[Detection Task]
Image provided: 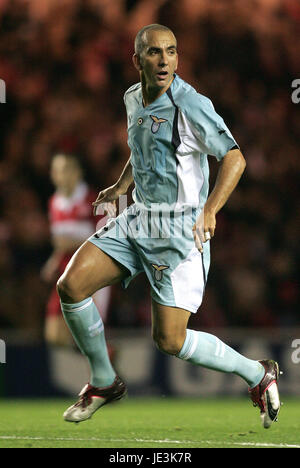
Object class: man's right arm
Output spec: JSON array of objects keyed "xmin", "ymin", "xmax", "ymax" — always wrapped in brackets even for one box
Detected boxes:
[
  {"xmin": 92, "ymin": 157, "xmax": 133, "ymax": 215},
  {"xmin": 115, "ymin": 157, "xmax": 133, "ymax": 194}
]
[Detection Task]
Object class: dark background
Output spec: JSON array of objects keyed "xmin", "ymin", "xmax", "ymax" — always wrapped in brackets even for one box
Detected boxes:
[{"xmin": 0, "ymin": 0, "xmax": 299, "ymax": 339}]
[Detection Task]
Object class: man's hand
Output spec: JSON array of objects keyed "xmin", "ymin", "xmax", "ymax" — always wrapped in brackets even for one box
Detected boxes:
[
  {"xmin": 40, "ymin": 253, "xmax": 62, "ymax": 283},
  {"xmin": 92, "ymin": 158, "xmax": 133, "ymax": 216},
  {"xmin": 92, "ymin": 184, "xmax": 122, "ymax": 216},
  {"xmin": 192, "ymin": 206, "xmax": 216, "ymax": 253}
]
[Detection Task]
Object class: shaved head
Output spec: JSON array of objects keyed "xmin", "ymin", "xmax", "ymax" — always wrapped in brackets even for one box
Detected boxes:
[{"xmin": 134, "ymin": 24, "xmax": 176, "ymax": 56}]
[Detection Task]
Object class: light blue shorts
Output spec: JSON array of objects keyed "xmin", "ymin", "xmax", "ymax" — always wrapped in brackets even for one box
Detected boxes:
[{"xmin": 88, "ymin": 204, "xmax": 210, "ymax": 313}]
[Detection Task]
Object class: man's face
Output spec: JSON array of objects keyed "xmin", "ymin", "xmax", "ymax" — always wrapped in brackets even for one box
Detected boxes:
[
  {"xmin": 135, "ymin": 30, "xmax": 178, "ymax": 90},
  {"xmin": 50, "ymin": 156, "xmax": 81, "ymax": 194}
]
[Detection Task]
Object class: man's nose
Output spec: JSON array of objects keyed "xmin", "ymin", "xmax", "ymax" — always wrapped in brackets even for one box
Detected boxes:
[{"xmin": 159, "ymin": 50, "xmax": 168, "ymax": 66}]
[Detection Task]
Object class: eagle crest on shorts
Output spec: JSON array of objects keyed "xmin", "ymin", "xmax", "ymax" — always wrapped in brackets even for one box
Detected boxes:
[
  {"xmin": 150, "ymin": 115, "xmax": 168, "ymax": 134},
  {"xmin": 151, "ymin": 264, "xmax": 169, "ymax": 281}
]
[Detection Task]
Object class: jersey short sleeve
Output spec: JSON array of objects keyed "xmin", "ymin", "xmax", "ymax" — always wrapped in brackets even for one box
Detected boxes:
[{"xmin": 180, "ymin": 90, "xmax": 239, "ymax": 161}]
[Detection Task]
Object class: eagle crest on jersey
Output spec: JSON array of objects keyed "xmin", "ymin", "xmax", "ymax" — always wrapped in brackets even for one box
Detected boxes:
[
  {"xmin": 150, "ymin": 115, "xmax": 168, "ymax": 133},
  {"xmin": 151, "ymin": 264, "xmax": 169, "ymax": 281}
]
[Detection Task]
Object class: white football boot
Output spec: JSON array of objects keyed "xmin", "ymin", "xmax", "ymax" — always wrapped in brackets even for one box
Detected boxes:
[
  {"xmin": 249, "ymin": 360, "xmax": 282, "ymax": 429},
  {"xmin": 63, "ymin": 376, "xmax": 127, "ymax": 423}
]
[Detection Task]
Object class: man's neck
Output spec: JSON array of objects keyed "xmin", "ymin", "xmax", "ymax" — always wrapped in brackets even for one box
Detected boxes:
[
  {"xmin": 57, "ymin": 182, "xmax": 80, "ymax": 198},
  {"xmin": 141, "ymin": 75, "xmax": 174, "ymax": 107}
]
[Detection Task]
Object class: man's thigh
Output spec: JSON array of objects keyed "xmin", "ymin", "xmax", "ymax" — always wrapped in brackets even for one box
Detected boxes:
[{"xmin": 59, "ymin": 240, "xmax": 129, "ymax": 300}]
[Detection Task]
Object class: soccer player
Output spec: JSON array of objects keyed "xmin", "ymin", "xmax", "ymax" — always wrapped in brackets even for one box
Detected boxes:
[
  {"xmin": 41, "ymin": 153, "xmax": 113, "ymax": 346},
  {"xmin": 58, "ymin": 25, "xmax": 281, "ymax": 428}
]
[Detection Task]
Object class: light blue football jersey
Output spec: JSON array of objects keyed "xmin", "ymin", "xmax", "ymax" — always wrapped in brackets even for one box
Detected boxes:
[
  {"xmin": 89, "ymin": 75, "xmax": 240, "ymax": 312},
  {"xmin": 124, "ymin": 74, "xmax": 239, "ymax": 213}
]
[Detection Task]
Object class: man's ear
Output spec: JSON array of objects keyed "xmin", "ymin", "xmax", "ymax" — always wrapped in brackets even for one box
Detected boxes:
[{"xmin": 132, "ymin": 53, "xmax": 143, "ymax": 71}]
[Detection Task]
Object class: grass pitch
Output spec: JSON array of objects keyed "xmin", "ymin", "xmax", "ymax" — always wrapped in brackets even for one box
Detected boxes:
[{"xmin": 0, "ymin": 396, "xmax": 299, "ymax": 448}]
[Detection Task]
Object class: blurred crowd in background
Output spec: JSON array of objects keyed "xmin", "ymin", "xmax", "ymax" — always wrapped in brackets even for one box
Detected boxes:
[{"xmin": 0, "ymin": 0, "xmax": 299, "ymax": 337}]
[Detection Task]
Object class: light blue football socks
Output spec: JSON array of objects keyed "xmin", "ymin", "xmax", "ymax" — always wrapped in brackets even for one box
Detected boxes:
[
  {"xmin": 61, "ymin": 297, "xmax": 116, "ymax": 388},
  {"xmin": 61, "ymin": 299, "xmax": 265, "ymax": 389},
  {"xmin": 177, "ymin": 329, "xmax": 265, "ymax": 388}
]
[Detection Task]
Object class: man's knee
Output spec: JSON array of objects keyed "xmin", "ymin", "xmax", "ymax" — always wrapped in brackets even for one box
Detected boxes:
[
  {"xmin": 56, "ymin": 272, "xmax": 87, "ymax": 303},
  {"xmin": 153, "ymin": 331, "xmax": 185, "ymax": 356}
]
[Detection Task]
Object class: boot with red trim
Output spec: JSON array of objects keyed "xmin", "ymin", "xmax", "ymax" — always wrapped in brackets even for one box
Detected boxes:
[
  {"xmin": 249, "ymin": 359, "xmax": 282, "ymax": 429},
  {"xmin": 63, "ymin": 376, "xmax": 127, "ymax": 423}
]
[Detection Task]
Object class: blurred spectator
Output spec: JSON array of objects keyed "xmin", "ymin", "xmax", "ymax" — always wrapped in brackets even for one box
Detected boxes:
[
  {"xmin": 0, "ymin": 0, "xmax": 298, "ymax": 336},
  {"xmin": 40, "ymin": 152, "xmax": 113, "ymax": 346}
]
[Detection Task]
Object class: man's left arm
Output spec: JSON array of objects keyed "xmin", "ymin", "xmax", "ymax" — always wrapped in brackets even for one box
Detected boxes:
[{"xmin": 193, "ymin": 148, "xmax": 246, "ymax": 252}]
